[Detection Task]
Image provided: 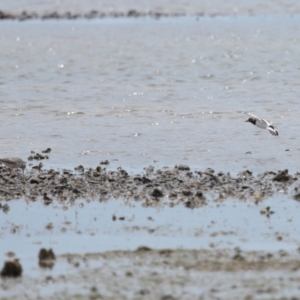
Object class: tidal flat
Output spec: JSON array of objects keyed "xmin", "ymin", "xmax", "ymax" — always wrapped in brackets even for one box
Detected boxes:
[
  {"xmin": 1, "ymin": 162, "xmax": 300, "ymax": 299},
  {"xmin": 2, "ymin": 247, "xmax": 300, "ymax": 299}
]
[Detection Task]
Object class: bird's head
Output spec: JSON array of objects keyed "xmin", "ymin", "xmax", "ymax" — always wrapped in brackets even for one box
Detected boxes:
[{"xmin": 246, "ymin": 117, "xmax": 256, "ymax": 125}]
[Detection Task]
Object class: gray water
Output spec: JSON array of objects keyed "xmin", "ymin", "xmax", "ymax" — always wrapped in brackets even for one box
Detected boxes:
[{"xmin": 1, "ymin": 16, "xmax": 300, "ymax": 173}]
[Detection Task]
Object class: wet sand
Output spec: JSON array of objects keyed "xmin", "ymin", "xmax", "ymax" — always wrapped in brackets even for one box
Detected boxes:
[{"xmin": 2, "ymin": 247, "xmax": 300, "ymax": 299}]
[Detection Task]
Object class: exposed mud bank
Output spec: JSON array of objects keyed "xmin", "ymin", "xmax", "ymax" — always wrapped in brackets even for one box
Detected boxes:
[{"xmin": 0, "ymin": 161, "xmax": 299, "ymax": 205}]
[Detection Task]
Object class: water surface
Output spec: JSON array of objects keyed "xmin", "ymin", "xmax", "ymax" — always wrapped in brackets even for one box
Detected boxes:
[{"xmin": 0, "ymin": 16, "xmax": 300, "ymax": 174}]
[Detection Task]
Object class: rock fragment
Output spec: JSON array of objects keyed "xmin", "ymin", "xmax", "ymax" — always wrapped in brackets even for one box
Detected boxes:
[{"xmin": 0, "ymin": 259, "xmax": 22, "ymax": 277}]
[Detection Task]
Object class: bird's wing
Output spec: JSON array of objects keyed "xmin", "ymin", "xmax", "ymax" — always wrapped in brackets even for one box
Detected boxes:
[
  {"xmin": 246, "ymin": 113, "xmax": 274, "ymax": 126},
  {"xmin": 238, "ymin": 111, "xmax": 263, "ymax": 121},
  {"xmin": 246, "ymin": 112, "xmax": 261, "ymax": 120},
  {"xmin": 238, "ymin": 111, "xmax": 255, "ymax": 116},
  {"xmin": 261, "ymin": 118, "xmax": 273, "ymax": 125},
  {"xmin": 267, "ymin": 125, "xmax": 279, "ymax": 136}
]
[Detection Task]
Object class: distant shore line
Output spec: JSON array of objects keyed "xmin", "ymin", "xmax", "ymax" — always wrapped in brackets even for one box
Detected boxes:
[{"xmin": 0, "ymin": 10, "xmax": 250, "ymax": 21}]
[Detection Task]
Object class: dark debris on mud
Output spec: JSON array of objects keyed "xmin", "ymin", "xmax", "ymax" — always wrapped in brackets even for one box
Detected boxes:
[
  {"xmin": 0, "ymin": 259, "xmax": 22, "ymax": 278},
  {"xmin": 0, "ymin": 162, "xmax": 299, "ymax": 206},
  {"xmin": 0, "ymin": 9, "xmax": 229, "ymax": 21}
]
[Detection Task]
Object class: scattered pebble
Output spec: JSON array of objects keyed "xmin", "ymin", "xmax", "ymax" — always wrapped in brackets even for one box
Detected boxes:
[
  {"xmin": 42, "ymin": 148, "xmax": 52, "ymax": 153},
  {"xmin": 38, "ymin": 248, "xmax": 56, "ymax": 269},
  {"xmin": 0, "ymin": 259, "xmax": 22, "ymax": 277},
  {"xmin": 28, "ymin": 153, "xmax": 48, "ymax": 161},
  {"xmin": 0, "ymin": 161, "xmax": 298, "ymax": 206},
  {"xmin": 273, "ymin": 169, "xmax": 291, "ymax": 182},
  {"xmin": 151, "ymin": 188, "xmax": 164, "ymax": 198}
]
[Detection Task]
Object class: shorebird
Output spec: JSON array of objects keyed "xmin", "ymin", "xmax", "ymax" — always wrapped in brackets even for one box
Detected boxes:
[
  {"xmin": 245, "ymin": 113, "xmax": 279, "ymax": 136},
  {"xmin": 0, "ymin": 157, "xmax": 26, "ymax": 173}
]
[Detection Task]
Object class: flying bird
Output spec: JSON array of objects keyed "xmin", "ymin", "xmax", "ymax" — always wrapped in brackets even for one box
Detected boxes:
[{"xmin": 245, "ymin": 113, "xmax": 278, "ymax": 136}]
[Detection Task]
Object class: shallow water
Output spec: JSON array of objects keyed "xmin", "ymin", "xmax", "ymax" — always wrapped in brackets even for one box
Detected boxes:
[
  {"xmin": 1, "ymin": 16, "xmax": 300, "ymax": 174},
  {"xmin": 1, "ymin": 194, "xmax": 300, "ymax": 276}
]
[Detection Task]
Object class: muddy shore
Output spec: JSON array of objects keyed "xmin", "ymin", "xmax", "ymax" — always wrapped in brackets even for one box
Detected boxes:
[
  {"xmin": 0, "ymin": 158, "xmax": 299, "ymax": 206},
  {"xmin": 2, "ymin": 247, "xmax": 300, "ymax": 299},
  {"xmin": 1, "ymin": 158, "xmax": 300, "ymax": 299}
]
